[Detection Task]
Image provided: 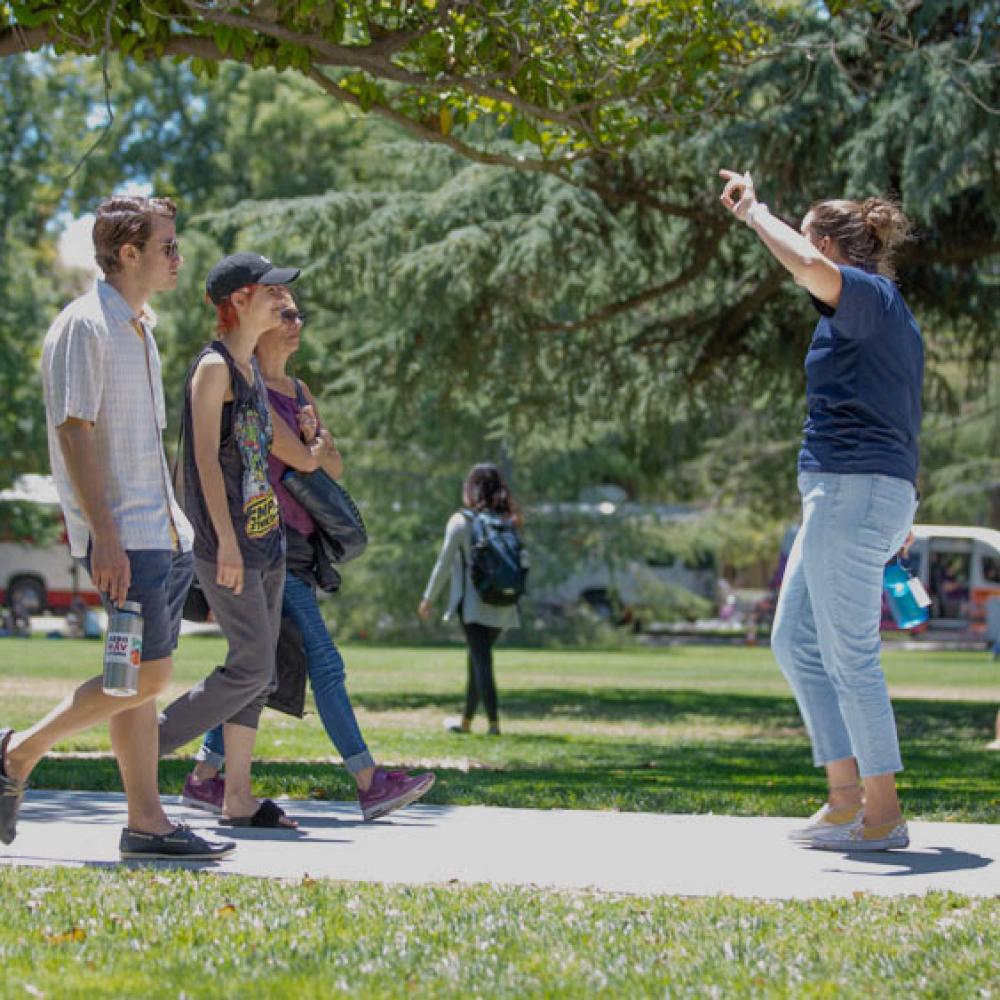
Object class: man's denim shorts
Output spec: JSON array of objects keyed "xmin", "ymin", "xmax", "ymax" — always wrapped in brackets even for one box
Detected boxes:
[{"xmin": 79, "ymin": 547, "xmax": 194, "ymax": 662}]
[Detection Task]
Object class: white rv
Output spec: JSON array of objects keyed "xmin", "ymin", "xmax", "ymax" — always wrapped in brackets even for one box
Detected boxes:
[{"xmin": 0, "ymin": 474, "xmax": 100, "ymax": 613}]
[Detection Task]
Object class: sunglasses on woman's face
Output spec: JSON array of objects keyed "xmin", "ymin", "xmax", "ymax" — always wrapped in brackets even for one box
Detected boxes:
[{"xmin": 280, "ymin": 308, "xmax": 307, "ymax": 326}]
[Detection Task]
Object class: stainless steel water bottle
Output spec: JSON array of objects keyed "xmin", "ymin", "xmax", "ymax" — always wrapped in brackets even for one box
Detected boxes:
[{"xmin": 102, "ymin": 601, "xmax": 143, "ymax": 696}]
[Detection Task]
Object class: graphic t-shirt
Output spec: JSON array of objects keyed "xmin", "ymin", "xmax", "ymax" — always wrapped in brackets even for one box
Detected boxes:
[
  {"xmin": 182, "ymin": 341, "xmax": 283, "ymax": 570},
  {"xmin": 799, "ymin": 265, "xmax": 924, "ymax": 485}
]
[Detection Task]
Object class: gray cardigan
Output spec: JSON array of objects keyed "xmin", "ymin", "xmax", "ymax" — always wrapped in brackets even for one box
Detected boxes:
[{"xmin": 422, "ymin": 512, "xmax": 520, "ymax": 630}]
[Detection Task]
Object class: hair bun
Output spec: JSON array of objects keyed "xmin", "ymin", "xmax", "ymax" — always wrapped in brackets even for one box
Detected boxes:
[{"xmin": 861, "ymin": 197, "xmax": 909, "ymax": 251}]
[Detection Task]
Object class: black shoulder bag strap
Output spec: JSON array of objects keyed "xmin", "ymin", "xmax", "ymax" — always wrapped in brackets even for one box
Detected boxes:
[{"xmin": 292, "ymin": 376, "xmax": 310, "ymax": 416}]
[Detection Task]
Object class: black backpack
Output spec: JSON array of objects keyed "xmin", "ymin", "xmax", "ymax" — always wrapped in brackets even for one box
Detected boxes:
[{"xmin": 461, "ymin": 509, "xmax": 528, "ymax": 606}]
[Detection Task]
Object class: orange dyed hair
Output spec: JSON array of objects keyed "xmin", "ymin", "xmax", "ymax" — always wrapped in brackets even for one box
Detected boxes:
[{"xmin": 209, "ymin": 284, "xmax": 259, "ymax": 334}]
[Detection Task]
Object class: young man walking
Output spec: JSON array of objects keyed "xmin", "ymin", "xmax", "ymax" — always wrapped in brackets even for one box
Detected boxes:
[{"xmin": 0, "ymin": 195, "xmax": 234, "ymax": 860}]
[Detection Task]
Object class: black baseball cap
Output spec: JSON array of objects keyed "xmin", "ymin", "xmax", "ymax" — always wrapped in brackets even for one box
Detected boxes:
[{"xmin": 205, "ymin": 252, "xmax": 301, "ymax": 304}]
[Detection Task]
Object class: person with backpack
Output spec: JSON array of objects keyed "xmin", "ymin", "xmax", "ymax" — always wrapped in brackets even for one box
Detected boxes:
[{"xmin": 419, "ymin": 464, "xmax": 526, "ymax": 736}]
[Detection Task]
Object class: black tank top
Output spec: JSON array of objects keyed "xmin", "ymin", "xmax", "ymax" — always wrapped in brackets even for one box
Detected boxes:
[{"xmin": 182, "ymin": 341, "xmax": 284, "ymax": 570}]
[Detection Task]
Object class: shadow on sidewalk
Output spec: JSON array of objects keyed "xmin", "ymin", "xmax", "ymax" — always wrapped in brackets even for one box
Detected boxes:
[
  {"xmin": 16, "ymin": 793, "xmax": 126, "ymax": 825},
  {"xmin": 825, "ymin": 846, "xmax": 994, "ymax": 877},
  {"xmin": 293, "ymin": 815, "xmax": 439, "ymax": 830},
  {"xmin": 3, "ymin": 854, "xmax": 225, "ymax": 872}
]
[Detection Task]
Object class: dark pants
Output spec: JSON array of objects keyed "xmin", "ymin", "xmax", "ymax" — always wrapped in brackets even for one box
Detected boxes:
[{"xmin": 461, "ymin": 620, "xmax": 502, "ymax": 723}]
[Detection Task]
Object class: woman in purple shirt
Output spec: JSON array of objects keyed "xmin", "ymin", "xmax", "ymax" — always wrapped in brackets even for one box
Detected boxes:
[
  {"xmin": 184, "ymin": 297, "xmax": 435, "ymax": 822},
  {"xmin": 719, "ymin": 168, "xmax": 922, "ymax": 852}
]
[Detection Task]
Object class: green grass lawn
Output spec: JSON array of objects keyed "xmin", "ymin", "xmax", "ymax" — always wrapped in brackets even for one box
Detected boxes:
[
  {"xmin": 2, "ymin": 868, "xmax": 998, "ymax": 998},
  {"xmin": 2, "ymin": 638, "xmax": 999, "ymax": 996},
  {"xmin": 2, "ymin": 636, "xmax": 998, "ymax": 821}
]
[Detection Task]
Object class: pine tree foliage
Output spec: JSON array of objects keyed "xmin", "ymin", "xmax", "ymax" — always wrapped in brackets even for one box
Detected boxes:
[
  {"xmin": 1, "ymin": 3, "xmax": 996, "ymax": 527},
  {"xmin": 177, "ymin": 2, "xmax": 997, "ymax": 447},
  {"xmin": 0, "ymin": 55, "xmax": 102, "ymax": 485}
]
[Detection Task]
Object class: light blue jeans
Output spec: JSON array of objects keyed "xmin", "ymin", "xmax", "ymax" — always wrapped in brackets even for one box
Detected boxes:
[
  {"xmin": 198, "ymin": 571, "xmax": 374, "ymax": 775},
  {"xmin": 771, "ymin": 471, "xmax": 918, "ymax": 778}
]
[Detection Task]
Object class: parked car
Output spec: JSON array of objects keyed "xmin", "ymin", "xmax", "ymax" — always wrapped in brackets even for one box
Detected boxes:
[{"xmin": 0, "ymin": 474, "xmax": 100, "ymax": 614}]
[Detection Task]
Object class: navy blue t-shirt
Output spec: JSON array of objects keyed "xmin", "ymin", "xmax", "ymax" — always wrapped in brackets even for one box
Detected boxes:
[{"xmin": 799, "ymin": 265, "xmax": 923, "ymax": 485}]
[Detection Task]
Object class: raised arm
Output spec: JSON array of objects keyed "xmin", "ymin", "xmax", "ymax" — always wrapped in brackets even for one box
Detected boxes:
[{"xmin": 718, "ymin": 169, "xmax": 843, "ymax": 309}]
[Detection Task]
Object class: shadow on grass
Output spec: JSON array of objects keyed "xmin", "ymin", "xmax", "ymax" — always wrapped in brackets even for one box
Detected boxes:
[
  {"xmin": 25, "ymin": 690, "xmax": 1000, "ymax": 822},
  {"xmin": 355, "ymin": 686, "xmax": 803, "ymax": 723},
  {"xmin": 356, "ymin": 686, "xmax": 997, "ymax": 733}
]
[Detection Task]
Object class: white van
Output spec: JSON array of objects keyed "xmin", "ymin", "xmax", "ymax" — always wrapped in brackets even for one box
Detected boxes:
[
  {"xmin": 903, "ymin": 524, "xmax": 1000, "ymax": 634},
  {"xmin": 0, "ymin": 474, "xmax": 100, "ymax": 613},
  {"xmin": 525, "ymin": 499, "xmax": 715, "ymax": 621}
]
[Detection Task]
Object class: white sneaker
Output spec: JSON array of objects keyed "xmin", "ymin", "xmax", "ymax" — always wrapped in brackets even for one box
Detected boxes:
[
  {"xmin": 788, "ymin": 801, "xmax": 862, "ymax": 843},
  {"xmin": 807, "ymin": 811, "xmax": 909, "ymax": 852}
]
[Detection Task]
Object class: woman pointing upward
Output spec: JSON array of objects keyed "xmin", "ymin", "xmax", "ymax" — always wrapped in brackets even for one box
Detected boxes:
[{"xmin": 719, "ymin": 168, "xmax": 922, "ymax": 852}]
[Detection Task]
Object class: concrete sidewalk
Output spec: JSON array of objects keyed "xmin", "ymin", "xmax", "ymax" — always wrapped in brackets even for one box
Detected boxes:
[{"xmin": 2, "ymin": 790, "xmax": 997, "ymax": 900}]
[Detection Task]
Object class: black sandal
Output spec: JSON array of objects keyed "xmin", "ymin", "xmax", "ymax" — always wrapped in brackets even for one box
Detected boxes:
[
  {"xmin": 219, "ymin": 799, "xmax": 294, "ymax": 828},
  {"xmin": 1, "ymin": 727, "xmax": 28, "ymax": 845}
]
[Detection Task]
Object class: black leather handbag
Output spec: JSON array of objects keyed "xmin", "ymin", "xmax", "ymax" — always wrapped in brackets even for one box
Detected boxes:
[
  {"xmin": 181, "ymin": 579, "xmax": 212, "ymax": 623},
  {"xmin": 281, "ymin": 467, "xmax": 368, "ymax": 564}
]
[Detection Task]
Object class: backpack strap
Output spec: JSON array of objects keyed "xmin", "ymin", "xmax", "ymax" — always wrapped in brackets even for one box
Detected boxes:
[
  {"xmin": 460, "ymin": 507, "xmax": 489, "ymax": 545},
  {"xmin": 456, "ymin": 509, "xmax": 469, "ymax": 605},
  {"xmin": 457, "ymin": 508, "xmax": 484, "ymax": 605}
]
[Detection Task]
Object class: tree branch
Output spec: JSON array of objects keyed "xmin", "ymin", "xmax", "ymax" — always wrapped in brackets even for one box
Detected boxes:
[
  {"xmin": 532, "ymin": 225, "xmax": 725, "ymax": 335},
  {"xmin": 306, "ymin": 67, "xmax": 570, "ymax": 177},
  {"xmin": 900, "ymin": 239, "xmax": 1000, "ymax": 268},
  {"xmin": 183, "ymin": 4, "xmax": 601, "ymax": 134},
  {"xmin": 63, "ymin": 0, "xmax": 118, "ymax": 181},
  {"xmin": 0, "ymin": 25, "xmax": 51, "ymax": 57},
  {"xmin": 687, "ymin": 268, "xmax": 788, "ymax": 382}
]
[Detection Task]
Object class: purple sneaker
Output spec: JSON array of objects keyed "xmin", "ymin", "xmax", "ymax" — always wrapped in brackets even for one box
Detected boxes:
[
  {"xmin": 358, "ymin": 767, "xmax": 435, "ymax": 822},
  {"xmin": 180, "ymin": 773, "xmax": 225, "ymax": 815}
]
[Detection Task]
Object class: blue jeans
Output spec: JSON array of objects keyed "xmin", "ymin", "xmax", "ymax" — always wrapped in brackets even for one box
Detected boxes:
[
  {"xmin": 771, "ymin": 472, "xmax": 918, "ymax": 778},
  {"xmin": 198, "ymin": 572, "xmax": 374, "ymax": 775}
]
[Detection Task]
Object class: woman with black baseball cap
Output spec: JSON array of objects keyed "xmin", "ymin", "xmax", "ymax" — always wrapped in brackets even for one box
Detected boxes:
[
  {"xmin": 182, "ymin": 293, "xmax": 437, "ymax": 822},
  {"xmin": 157, "ymin": 252, "xmax": 302, "ymax": 828}
]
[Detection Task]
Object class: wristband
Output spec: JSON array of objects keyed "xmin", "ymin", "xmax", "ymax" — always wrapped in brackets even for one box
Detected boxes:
[{"xmin": 745, "ymin": 202, "xmax": 768, "ymax": 229}]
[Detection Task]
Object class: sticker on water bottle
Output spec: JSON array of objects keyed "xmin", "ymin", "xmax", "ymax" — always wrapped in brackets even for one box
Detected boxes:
[{"xmin": 907, "ymin": 576, "xmax": 932, "ymax": 608}]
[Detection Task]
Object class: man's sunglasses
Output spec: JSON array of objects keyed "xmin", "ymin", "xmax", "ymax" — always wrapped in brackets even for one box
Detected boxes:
[
  {"xmin": 280, "ymin": 308, "xmax": 307, "ymax": 326},
  {"xmin": 156, "ymin": 239, "xmax": 181, "ymax": 259}
]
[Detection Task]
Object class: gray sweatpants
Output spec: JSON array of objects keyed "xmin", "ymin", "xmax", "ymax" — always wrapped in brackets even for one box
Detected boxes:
[{"xmin": 158, "ymin": 558, "xmax": 284, "ymax": 755}]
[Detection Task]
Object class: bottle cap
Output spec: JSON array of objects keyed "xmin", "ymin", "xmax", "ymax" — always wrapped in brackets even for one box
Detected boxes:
[{"xmin": 118, "ymin": 601, "xmax": 142, "ymax": 615}]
